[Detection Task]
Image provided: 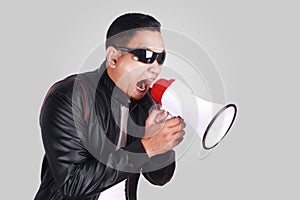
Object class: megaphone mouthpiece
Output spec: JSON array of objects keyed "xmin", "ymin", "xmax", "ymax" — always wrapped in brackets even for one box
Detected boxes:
[{"xmin": 151, "ymin": 78, "xmax": 175, "ymax": 106}]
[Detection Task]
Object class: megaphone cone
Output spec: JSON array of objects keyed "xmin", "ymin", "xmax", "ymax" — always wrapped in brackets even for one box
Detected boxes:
[{"xmin": 151, "ymin": 78, "xmax": 237, "ymax": 150}]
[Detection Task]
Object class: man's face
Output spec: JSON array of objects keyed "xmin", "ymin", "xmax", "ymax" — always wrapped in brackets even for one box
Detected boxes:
[{"xmin": 108, "ymin": 30, "xmax": 165, "ymax": 100}]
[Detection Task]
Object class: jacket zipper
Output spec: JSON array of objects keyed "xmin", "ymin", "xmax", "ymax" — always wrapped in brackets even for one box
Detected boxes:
[{"xmin": 126, "ymin": 178, "xmax": 130, "ymax": 200}]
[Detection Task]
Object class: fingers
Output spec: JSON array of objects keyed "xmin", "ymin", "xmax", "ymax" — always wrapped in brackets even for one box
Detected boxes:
[
  {"xmin": 165, "ymin": 117, "xmax": 185, "ymax": 128},
  {"xmin": 168, "ymin": 122, "xmax": 186, "ymax": 135},
  {"xmin": 143, "ymin": 116, "xmax": 186, "ymax": 157},
  {"xmin": 168, "ymin": 130, "xmax": 185, "ymax": 149},
  {"xmin": 175, "ymin": 130, "xmax": 185, "ymax": 139}
]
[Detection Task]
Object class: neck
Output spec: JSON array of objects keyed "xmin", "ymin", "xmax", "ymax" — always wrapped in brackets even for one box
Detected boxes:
[{"xmin": 106, "ymin": 66, "xmax": 131, "ymax": 103}]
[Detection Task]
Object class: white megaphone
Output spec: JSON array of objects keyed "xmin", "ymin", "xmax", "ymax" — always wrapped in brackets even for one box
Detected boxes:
[{"xmin": 151, "ymin": 78, "xmax": 237, "ymax": 150}]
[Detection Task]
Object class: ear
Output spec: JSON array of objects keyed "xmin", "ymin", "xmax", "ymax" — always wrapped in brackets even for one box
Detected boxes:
[{"xmin": 106, "ymin": 46, "xmax": 118, "ymax": 68}]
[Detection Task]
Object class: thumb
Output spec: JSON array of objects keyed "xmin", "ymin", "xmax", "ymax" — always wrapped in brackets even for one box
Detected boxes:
[
  {"xmin": 154, "ymin": 110, "xmax": 169, "ymax": 123},
  {"xmin": 146, "ymin": 109, "xmax": 165, "ymax": 126}
]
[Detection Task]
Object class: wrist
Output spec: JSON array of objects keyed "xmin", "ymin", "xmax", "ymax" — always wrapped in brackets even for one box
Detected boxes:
[{"xmin": 141, "ymin": 138, "xmax": 156, "ymax": 158}]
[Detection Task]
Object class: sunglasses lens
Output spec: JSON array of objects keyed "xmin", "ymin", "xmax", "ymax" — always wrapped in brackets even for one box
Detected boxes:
[
  {"xmin": 157, "ymin": 52, "xmax": 166, "ymax": 65},
  {"xmin": 131, "ymin": 49, "xmax": 166, "ymax": 65},
  {"xmin": 132, "ymin": 49, "xmax": 153, "ymax": 64}
]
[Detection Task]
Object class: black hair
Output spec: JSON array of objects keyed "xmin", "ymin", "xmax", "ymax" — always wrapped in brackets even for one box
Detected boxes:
[{"xmin": 105, "ymin": 13, "xmax": 161, "ymax": 49}]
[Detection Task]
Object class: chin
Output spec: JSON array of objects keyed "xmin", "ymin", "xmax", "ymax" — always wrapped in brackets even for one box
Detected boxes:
[{"xmin": 131, "ymin": 90, "xmax": 148, "ymax": 100}]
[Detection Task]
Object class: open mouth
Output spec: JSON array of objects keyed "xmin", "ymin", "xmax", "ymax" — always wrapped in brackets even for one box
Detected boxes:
[{"xmin": 136, "ymin": 79, "xmax": 154, "ymax": 93}]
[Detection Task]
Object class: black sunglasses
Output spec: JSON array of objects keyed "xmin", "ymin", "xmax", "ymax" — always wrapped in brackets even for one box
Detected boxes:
[{"xmin": 115, "ymin": 47, "xmax": 166, "ymax": 65}]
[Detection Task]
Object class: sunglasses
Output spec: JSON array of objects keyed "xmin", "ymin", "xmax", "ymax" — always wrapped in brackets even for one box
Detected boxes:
[{"xmin": 115, "ymin": 47, "xmax": 166, "ymax": 65}]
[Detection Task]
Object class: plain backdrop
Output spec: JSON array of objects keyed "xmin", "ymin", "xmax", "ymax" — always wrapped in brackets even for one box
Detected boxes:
[{"xmin": 1, "ymin": 0, "xmax": 299, "ymax": 199}]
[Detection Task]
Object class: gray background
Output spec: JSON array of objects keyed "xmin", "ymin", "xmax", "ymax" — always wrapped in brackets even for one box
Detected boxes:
[{"xmin": 1, "ymin": 0, "xmax": 299, "ymax": 199}]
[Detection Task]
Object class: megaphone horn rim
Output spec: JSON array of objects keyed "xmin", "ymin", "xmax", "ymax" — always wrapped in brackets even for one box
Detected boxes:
[{"xmin": 202, "ymin": 103, "xmax": 238, "ymax": 150}]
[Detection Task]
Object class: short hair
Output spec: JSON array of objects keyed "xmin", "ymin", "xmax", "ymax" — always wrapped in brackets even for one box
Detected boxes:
[{"xmin": 105, "ymin": 13, "xmax": 161, "ymax": 49}]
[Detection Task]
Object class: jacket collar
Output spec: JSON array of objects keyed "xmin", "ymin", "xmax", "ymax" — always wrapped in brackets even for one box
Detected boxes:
[{"xmin": 97, "ymin": 62, "xmax": 131, "ymax": 107}]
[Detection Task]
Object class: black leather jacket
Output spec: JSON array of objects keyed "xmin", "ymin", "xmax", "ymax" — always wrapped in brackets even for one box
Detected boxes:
[{"xmin": 34, "ymin": 63, "xmax": 176, "ymax": 200}]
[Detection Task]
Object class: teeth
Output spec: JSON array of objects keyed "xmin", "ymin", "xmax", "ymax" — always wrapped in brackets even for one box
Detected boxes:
[
  {"xmin": 137, "ymin": 80, "xmax": 147, "ymax": 92},
  {"xmin": 137, "ymin": 82, "xmax": 146, "ymax": 91},
  {"xmin": 136, "ymin": 78, "xmax": 155, "ymax": 92}
]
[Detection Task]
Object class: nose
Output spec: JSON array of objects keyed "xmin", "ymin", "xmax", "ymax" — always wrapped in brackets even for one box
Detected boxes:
[{"xmin": 148, "ymin": 61, "xmax": 162, "ymax": 75}]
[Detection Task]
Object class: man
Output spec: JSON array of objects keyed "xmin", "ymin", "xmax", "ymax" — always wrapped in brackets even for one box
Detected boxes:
[{"xmin": 35, "ymin": 13, "xmax": 186, "ymax": 200}]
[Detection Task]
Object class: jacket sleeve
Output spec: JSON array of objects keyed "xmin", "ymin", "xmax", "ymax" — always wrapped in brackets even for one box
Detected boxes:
[
  {"xmin": 141, "ymin": 150, "xmax": 176, "ymax": 186},
  {"xmin": 40, "ymin": 91, "xmax": 150, "ymax": 199}
]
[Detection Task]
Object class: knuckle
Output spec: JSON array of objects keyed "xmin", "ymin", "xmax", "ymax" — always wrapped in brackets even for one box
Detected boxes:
[{"xmin": 161, "ymin": 129, "xmax": 168, "ymax": 136}]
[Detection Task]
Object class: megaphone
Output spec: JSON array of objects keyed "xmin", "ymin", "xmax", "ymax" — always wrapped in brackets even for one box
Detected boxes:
[{"xmin": 151, "ymin": 78, "xmax": 237, "ymax": 150}]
